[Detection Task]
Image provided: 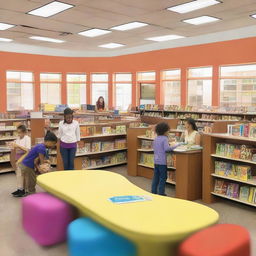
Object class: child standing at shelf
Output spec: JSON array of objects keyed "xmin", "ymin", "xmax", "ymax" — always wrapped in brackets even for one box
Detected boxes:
[
  {"xmin": 151, "ymin": 122, "xmax": 180, "ymax": 196},
  {"xmin": 18, "ymin": 131, "xmax": 57, "ymax": 197},
  {"xmin": 11, "ymin": 125, "xmax": 31, "ymax": 197}
]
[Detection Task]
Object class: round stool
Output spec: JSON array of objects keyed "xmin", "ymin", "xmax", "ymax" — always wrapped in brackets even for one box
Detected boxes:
[
  {"xmin": 178, "ymin": 224, "xmax": 250, "ymax": 256},
  {"xmin": 68, "ymin": 217, "xmax": 136, "ymax": 256}
]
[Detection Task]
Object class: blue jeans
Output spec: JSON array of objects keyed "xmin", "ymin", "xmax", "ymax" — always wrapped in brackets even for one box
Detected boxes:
[
  {"xmin": 60, "ymin": 147, "xmax": 77, "ymax": 170},
  {"xmin": 151, "ymin": 164, "xmax": 167, "ymax": 195}
]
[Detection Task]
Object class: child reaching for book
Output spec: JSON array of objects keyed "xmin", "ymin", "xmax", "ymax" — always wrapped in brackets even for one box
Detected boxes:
[
  {"xmin": 18, "ymin": 131, "xmax": 57, "ymax": 197},
  {"xmin": 151, "ymin": 122, "xmax": 181, "ymax": 196},
  {"xmin": 10, "ymin": 125, "xmax": 31, "ymax": 197}
]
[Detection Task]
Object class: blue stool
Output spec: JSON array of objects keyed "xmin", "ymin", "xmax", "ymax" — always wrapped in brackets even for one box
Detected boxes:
[{"xmin": 68, "ymin": 217, "xmax": 136, "ymax": 256}]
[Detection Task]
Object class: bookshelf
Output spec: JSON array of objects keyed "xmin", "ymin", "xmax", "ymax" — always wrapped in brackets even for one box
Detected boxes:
[
  {"xmin": 0, "ymin": 118, "xmax": 29, "ymax": 173},
  {"xmin": 127, "ymin": 128, "xmax": 203, "ymax": 200},
  {"xmin": 202, "ymin": 133, "xmax": 256, "ymax": 207},
  {"xmin": 56, "ymin": 118, "xmax": 141, "ymax": 171}
]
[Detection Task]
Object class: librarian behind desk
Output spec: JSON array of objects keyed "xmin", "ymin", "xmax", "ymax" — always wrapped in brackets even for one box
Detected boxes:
[{"xmin": 58, "ymin": 108, "xmax": 80, "ymax": 170}]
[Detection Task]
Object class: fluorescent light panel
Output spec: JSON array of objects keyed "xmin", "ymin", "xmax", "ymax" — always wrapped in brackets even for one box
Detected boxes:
[
  {"xmin": 251, "ymin": 14, "xmax": 256, "ymax": 19},
  {"xmin": 0, "ymin": 22, "xmax": 15, "ymax": 30},
  {"xmin": 78, "ymin": 29, "xmax": 111, "ymax": 37},
  {"xmin": 30, "ymin": 36, "xmax": 64, "ymax": 43},
  {"xmin": 146, "ymin": 34, "xmax": 185, "ymax": 42},
  {"xmin": 28, "ymin": 1, "xmax": 74, "ymax": 17},
  {"xmin": 183, "ymin": 15, "xmax": 220, "ymax": 25},
  {"xmin": 167, "ymin": 0, "xmax": 221, "ymax": 14},
  {"xmin": 0, "ymin": 37, "xmax": 13, "ymax": 42},
  {"xmin": 111, "ymin": 22, "xmax": 148, "ymax": 31},
  {"xmin": 98, "ymin": 43, "xmax": 125, "ymax": 49}
]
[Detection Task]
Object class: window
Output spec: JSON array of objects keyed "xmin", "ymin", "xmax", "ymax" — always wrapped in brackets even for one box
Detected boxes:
[
  {"xmin": 187, "ymin": 67, "xmax": 212, "ymax": 106},
  {"xmin": 137, "ymin": 71, "xmax": 156, "ymax": 104},
  {"xmin": 67, "ymin": 74, "xmax": 86, "ymax": 107},
  {"xmin": 91, "ymin": 73, "xmax": 108, "ymax": 105},
  {"xmin": 114, "ymin": 73, "xmax": 132, "ymax": 111},
  {"xmin": 220, "ymin": 64, "xmax": 256, "ymax": 107},
  {"xmin": 40, "ymin": 73, "xmax": 61, "ymax": 104},
  {"xmin": 162, "ymin": 69, "xmax": 181, "ymax": 105},
  {"xmin": 6, "ymin": 71, "xmax": 34, "ymax": 110}
]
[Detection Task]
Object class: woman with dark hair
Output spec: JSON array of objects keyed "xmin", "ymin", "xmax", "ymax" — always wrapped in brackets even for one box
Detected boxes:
[
  {"xmin": 58, "ymin": 108, "xmax": 80, "ymax": 170},
  {"xmin": 96, "ymin": 96, "xmax": 105, "ymax": 112},
  {"xmin": 181, "ymin": 118, "xmax": 201, "ymax": 145}
]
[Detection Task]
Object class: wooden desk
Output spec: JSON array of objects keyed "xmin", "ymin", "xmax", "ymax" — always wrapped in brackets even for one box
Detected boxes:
[{"xmin": 37, "ymin": 171, "xmax": 218, "ymax": 256}]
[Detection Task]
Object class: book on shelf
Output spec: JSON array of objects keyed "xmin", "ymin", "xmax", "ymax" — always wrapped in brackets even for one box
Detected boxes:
[
  {"xmin": 115, "ymin": 125, "xmax": 126, "ymax": 134},
  {"xmin": 140, "ymin": 153, "xmax": 154, "ymax": 167},
  {"xmin": 101, "ymin": 141, "xmax": 114, "ymax": 151},
  {"xmin": 0, "ymin": 153, "xmax": 10, "ymax": 161},
  {"xmin": 145, "ymin": 130, "xmax": 155, "ymax": 139},
  {"xmin": 239, "ymin": 186, "xmax": 250, "ymax": 201},
  {"xmin": 141, "ymin": 139, "xmax": 153, "ymax": 149},
  {"xmin": 114, "ymin": 139, "xmax": 127, "ymax": 149},
  {"xmin": 167, "ymin": 154, "xmax": 176, "ymax": 168},
  {"xmin": 80, "ymin": 126, "xmax": 95, "ymax": 137},
  {"xmin": 91, "ymin": 142, "xmax": 101, "ymax": 152},
  {"xmin": 102, "ymin": 127, "xmax": 112, "ymax": 135}
]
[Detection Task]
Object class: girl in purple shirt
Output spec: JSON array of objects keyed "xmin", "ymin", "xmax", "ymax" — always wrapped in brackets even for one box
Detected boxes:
[{"xmin": 151, "ymin": 122, "xmax": 180, "ymax": 196}]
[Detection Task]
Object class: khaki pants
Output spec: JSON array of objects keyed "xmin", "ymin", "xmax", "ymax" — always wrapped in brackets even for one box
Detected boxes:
[
  {"xmin": 15, "ymin": 164, "xmax": 23, "ymax": 189},
  {"xmin": 19, "ymin": 164, "xmax": 36, "ymax": 194}
]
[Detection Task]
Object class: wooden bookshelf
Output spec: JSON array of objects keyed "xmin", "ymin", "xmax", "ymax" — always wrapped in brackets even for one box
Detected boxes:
[
  {"xmin": 81, "ymin": 133, "xmax": 126, "ymax": 139},
  {"xmin": 76, "ymin": 148, "xmax": 127, "ymax": 157},
  {"xmin": 202, "ymin": 133, "xmax": 256, "ymax": 206},
  {"xmin": 127, "ymin": 130, "xmax": 203, "ymax": 200}
]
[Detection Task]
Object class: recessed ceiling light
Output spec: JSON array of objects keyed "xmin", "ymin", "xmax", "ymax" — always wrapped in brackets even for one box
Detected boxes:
[
  {"xmin": 78, "ymin": 29, "xmax": 112, "ymax": 37},
  {"xmin": 111, "ymin": 22, "xmax": 148, "ymax": 31},
  {"xmin": 98, "ymin": 43, "xmax": 125, "ymax": 49},
  {"xmin": 0, "ymin": 22, "xmax": 15, "ymax": 30},
  {"xmin": 182, "ymin": 15, "xmax": 220, "ymax": 25},
  {"xmin": 28, "ymin": 1, "xmax": 74, "ymax": 17},
  {"xmin": 250, "ymin": 14, "xmax": 256, "ymax": 19},
  {"xmin": 0, "ymin": 38, "xmax": 13, "ymax": 42},
  {"xmin": 167, "ymin": 0, "xmax": 221, "ymax": 14},
  {"xmin": 30, "ymin": 36, "xmax": 64, "ymax": 43},
  {"xmin": 146, "ymin": 34, "xmax": 185, "ymax": 42}
]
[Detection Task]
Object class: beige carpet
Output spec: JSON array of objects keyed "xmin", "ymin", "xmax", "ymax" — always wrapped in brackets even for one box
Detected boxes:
[{"xmin": 1, "ymin": 166, "xmax": 255, "ymax": 256}]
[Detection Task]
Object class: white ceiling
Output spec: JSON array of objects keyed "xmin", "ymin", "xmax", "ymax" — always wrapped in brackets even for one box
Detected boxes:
[{"xmin": 0, "ymin": 0, "xmax": 255, "ymax": 56}]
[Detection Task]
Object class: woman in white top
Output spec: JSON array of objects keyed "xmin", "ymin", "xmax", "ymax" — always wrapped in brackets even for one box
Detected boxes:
[
  {"xmin": 58, "ymin": 108, "xmax": 80, "ymax": 170},
  {"xmin": 181, "ymin": 118, "xmax": 201, "ymax": 146}
]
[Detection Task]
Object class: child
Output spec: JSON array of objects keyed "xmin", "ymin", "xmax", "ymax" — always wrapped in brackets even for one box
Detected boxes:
[
  {"xmin": 18, "ymin": 131, "xmax": 57, "ymax": 197},
  {"xmin": 151, "ymin": 122, "xmax": 180, "ymax": 196},
  {"xmin": 11, "ymin": 125, "xmax": 31, "ymax": 197}
]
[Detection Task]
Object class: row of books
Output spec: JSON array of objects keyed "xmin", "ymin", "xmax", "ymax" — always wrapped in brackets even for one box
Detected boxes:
[
  {"xmin": 145, "ymin": 130, "xmax": 155, "ymax": 139},
  {"xmin": 201, "ymin": 114, "xmax": 241, "ymax": 121},
  {"xmin": 215, "ymin": 143, "xmax": 256, "ymax": 161},
  {"xmin": 82, "ymin": 152, "xmax": 127, "ymax": 169},
  {"xmin": 80, "ymin": 125, "xmax": 127, "ymax": 137},
  {"xmin": 215, "ymin": 161, "xmax": 252, "ymax": 181},
  {"xmin": 214, "ymin": 179, "xmax": 256, "ymax": 204},
  {"xmin": 140, "ymin": 104, "xmax": 160, "ymax": 111},
  {"xmin": 0, "ymin": 153, "xmax": 10, "ymax": 162},
  {"xmin": 227, "ymin": 123, "xmax": 256, "ymax": 138},
  {"xmin": 77, "ymin": 139, "xmax": 127, "ymax": 154},
  {"xmin": 140, "ymin": 153, "xmax": 154, "ymax": 168},
  {"xmin": 144, "ymin": 112, "xmax": 163, "ymax": 117},
  {"xmin": 0, "ymin": 132, "xmax": 17, "ymax": 138}
]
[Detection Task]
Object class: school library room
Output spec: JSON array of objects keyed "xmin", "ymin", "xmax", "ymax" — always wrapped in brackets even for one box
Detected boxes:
[{"xmin": 1, "ymin": 0, "xmax": 256, "ymax": 256}]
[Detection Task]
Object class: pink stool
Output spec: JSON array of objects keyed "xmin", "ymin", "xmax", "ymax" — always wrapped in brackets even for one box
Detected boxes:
[{"xmin": 22, "ymin": 192, "xmax": 74, "ymax": 246}]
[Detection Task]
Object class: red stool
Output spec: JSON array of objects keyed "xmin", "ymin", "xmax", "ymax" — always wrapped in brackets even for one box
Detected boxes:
[{"xmin": 178, "ymin": 224, "xmax": 250, "ymax": 256}]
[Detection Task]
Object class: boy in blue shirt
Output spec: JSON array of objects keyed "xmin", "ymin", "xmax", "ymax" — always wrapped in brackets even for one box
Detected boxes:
[
  {"xmin": 18, "ymin": 131, "xmax": 57, "ymax": 197},
  {"xmin": 151, "ymin": 122, "xmax": 180, "ymax": 196}
]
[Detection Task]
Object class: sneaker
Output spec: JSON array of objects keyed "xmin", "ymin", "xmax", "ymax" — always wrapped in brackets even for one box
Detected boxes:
[
  {"xmin": 13, "ymin": 190, "xmax": 26, "ymax": 198},
  {"xmin": 11, "ymin": 190, "xmax": 20, "ymax": 195}
]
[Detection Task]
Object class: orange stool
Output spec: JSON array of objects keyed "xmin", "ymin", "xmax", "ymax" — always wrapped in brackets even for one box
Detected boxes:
[{"xmin": 178, "ymin": 224, "xmax": 250, "ymax": 256}]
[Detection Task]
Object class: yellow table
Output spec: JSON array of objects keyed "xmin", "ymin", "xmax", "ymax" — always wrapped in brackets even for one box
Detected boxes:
[{"xmin": 37, "ymin": 171, "xmax": 219, "ymax": 256}]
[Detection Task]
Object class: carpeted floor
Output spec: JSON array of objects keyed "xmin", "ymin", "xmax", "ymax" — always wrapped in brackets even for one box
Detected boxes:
[{"xmin": 1, "ymin": 166, "xmax": 255, "ymax": 256}]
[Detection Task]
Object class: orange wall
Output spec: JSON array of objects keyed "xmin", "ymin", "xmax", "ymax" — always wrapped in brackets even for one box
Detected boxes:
[{"xmin": 1, "ymin": 37, "xmax": 256, "ymax": 112}]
